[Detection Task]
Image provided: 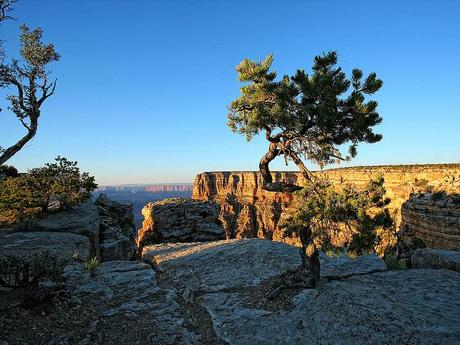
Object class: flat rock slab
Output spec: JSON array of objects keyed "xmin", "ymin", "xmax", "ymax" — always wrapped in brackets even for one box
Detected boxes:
[
  {"xmin": 0, "ymin": 231, "xmax": 90, "ymax": 286},
  {"xmin": 201, "ymin": 269, "xmax": 460, "ymax": 345},
  {"xmin": 412, "ymin": 248, "xmax": 460, "ymax": 272},
  {"xmin": 143, "ymin": 239, "xmax": 386, "ymax": 292},
  {"xmin": 18, "ymin": 201, "xmax": 101, "ymax": 258}
]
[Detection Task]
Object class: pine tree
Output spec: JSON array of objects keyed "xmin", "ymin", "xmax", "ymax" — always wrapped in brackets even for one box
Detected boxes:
[{"xmin": 228, "ymin": 51, "xmax": 383, "ymax": 191}]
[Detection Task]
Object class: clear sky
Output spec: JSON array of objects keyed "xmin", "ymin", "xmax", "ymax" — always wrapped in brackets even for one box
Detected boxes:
[{"xmin": 0, "ymin": 0, "xmax": 459, "ymax": 185}]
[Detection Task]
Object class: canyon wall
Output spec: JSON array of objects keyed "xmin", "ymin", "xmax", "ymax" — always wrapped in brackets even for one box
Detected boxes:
[
  {"xmin": 192, "ymin": 164, "xmax": 460, "ymax": 249},
  {"xmin": 400, "ymin": 193, "xmax": 460, "ymax": 250}
]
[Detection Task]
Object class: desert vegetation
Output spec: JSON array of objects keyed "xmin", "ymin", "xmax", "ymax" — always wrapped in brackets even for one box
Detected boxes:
[
  {"xmin": 0, "ymin": 157, "xmax": 97, "ymax": 225},
  {"xmin": 0, "ymin": 0, "xmax": 59, "ymax": 165},
  {"xmin": 228, "ymin": 51, "xmax": 390, "ymax": 291}
]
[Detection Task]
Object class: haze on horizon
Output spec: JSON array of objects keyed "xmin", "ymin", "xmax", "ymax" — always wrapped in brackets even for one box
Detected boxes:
[{"xmin": 0, "ymin": 0, "xmax": 459, "ymax": 185}]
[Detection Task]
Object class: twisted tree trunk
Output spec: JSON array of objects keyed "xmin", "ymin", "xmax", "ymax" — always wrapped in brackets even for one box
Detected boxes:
[
  {"xmin": 0, "ymin": 114, "xmax": 38, "ymax": 165},
  {"xmin": 259, "ymin": 142, "xmax": 303, "ymax": 193}
]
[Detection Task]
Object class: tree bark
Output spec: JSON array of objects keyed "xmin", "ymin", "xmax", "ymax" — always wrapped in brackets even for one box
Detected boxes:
[
  {"xmin": 297, "ymin": 224, "xmax": 320, "ymax": 288},
  {"xmin": 259, "ymin": 142, "xmax": 279, "ymax": 186}
]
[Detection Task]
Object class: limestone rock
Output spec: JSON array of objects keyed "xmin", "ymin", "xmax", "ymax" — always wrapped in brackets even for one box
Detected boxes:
[
  {"xmin": 137, "ymin": 198, "xmax": 225, "ymax": 249},
  {"xmin": 411, "ymin": 248, "xmax": 460, "ymax": 272},
  {"xmin": 142, "ymin": 239, "xmax": 386, "ymax": 293},
  {"xmin": 95, "ymin": 193, "xmax": 137, "ymax": 261},
  {"xmin": 24, "ymin": 201, "xmax": 100, "ymax": 259},
  {"xmin": 201, "ymin": 269, "xmax": 460, "ymax": 345},
  {"xmin": 62, "ymin": 260, "xmax": 202, "ymax": 344},
  {"xmin": 193, "ymin": 165, "xmax": 460, "ymax": 250},
  {"xmin": 0, "ymin": 231, "xmax": 90, "ymax": 286},
  {"xmin": 401, "ymin": 193, "xmax": 460, "ymax": 250}
]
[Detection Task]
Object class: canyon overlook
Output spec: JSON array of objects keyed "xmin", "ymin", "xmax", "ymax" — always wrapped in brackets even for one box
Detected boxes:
[{"xmin": 2, "ymin": 166, "xmax": 460, "ymax": 344}]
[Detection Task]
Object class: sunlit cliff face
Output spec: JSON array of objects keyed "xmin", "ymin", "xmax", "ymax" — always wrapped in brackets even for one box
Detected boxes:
[{"xmin": 191, "ymin": 164, "xmax": 460, "ymax": 252}]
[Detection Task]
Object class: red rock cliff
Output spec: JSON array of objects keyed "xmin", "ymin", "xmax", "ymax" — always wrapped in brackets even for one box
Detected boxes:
[{"xmin": 192, "ymin": 164, "xmax": 460, "ymax": 248}]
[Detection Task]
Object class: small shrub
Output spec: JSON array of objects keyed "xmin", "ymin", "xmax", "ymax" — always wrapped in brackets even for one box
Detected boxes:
[
  {"xmin": 385, "ymin": 255, "xmax": 405, "ymax": 270},
  {"xmin": 0, "ymin": 157, "xmax": 97, "ymax": 225},
  {"xmin": 0, "ymin": 165, "xmax": 18, "ymax": 178},
  {"xmin": 0, "ymin": 252, "xmax": 67, "ymax": 287},
  {"xmin": 84, "ymin": 257, "xmax": 99, "ymax": 276}
]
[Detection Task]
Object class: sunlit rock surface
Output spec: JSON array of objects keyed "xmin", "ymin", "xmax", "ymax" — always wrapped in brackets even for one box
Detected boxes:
[
  {"xmin": 401, "ymin": 193, "xmax": 460, "ymax": 250},
  {"xmin": 192, "ymin": 164, "xmax": 460, "ymax": 249}
]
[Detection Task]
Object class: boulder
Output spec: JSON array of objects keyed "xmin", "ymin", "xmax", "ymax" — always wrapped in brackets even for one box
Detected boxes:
[
  {"xmin": 0, "ymin": 231, "xmax": 90, "ymax": 286},
  {"xmin": 411, "ymin": 248, "xmax": 460, "ymax": 272},
  {"xmin": 95, "ymin": 193, "xmax": 137, "ymax": 261},
  {"xmin": 137, "ymin": 198, "xmax": 225, "ymax": 250},
  {"xmin": 24, "ymin": 201, "xmax": 100, "ymax": 259}
]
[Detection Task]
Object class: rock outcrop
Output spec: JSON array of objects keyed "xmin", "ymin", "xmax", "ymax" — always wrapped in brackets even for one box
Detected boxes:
[
  {"xmin": 25, "ymin": 201, "xmax": 101, "ymax": 259},
  {"xmin": 142, "ymin": 239, "xmax": 387, "ymax": 294},
  {"xmin": 0, "ymin": 231, "xmax": 90, "ymax": 286},
  {"xmin": 0, "ymin": 195, "xmax": 137, "ymax": 278},
  {"xmin": 400, "ymin": 193, "xmax": 460, "ymax": 250},
  {"xmin": 411, "ymin": 248, "xmax": 460, "ymax": 272},
  {"xmin": 137, "ymin": 198, "xmax": 225, "ymax": 250},
  {"xmin": 142, "ymin": 239, "xmax": 459, "ymax": 345},
  {"xmin": 95, "ymin": 194, "xmax": 137, "ymax": 261},
  {"xmin": 193, "ymin": 164, "xmax": 460, "ymax": 247},
  {"xmin": 3, "ymin": 239, "xmax": 460, "ymax": 344}
]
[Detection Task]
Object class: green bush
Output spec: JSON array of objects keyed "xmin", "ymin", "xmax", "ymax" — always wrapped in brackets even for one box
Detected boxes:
[
  {"xmin": 384, "ymin": 255, "xmax": 405, "ymax": 270},
  {"xmin": 282, "ymin": 176, "xmax": 394, "ymax": 257},
  {"xmin": 0, "ymin": 157, "xmax": 97, "ymax": 225},
  {"xmin": 0, "ymin": 165, "xmax": 18, "ymax": 178}
]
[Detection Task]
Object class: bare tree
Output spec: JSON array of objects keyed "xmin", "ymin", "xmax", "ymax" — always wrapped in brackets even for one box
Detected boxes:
[
  {"xmin": 0, "ymin": 0, "xmax": 17, "ymax": 22},
  {"xmin": 0, "ymin": 25, "xmax": 60, "ymax": 165}
]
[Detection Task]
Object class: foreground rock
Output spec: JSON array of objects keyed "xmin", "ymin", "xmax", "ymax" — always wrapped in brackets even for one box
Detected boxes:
[
  {"xmin": 137, "ymin": 198, "xmax": 225, "ymax": 250},
  {"xmin": 412, "ymin": 248, "xmax": 460, "ymax": 272},
  {"xmin": 2, "ymin": 239, "xmax": 459, "ymax": 344},
  {"xmin": 95, "ymin": 194, "xmax": 137, "ymax": 261},
  {"xmin": 61, "ymin": 260, "xmax": 203, "ymax": 344},
  {"xmin": 0, "ymin": 231, "xmax": 89, "ymax": 286},
  {"xmin": 143, "ymin": 239, "xmax": 459, "ymax": 345},
  {"xmin": 201, "ymin": 269, "xmax": 460, "ymax": 345},
  {"xmin": 23, "ymin": 201, "xmax": 100, "ymax": 258},
  {"xmin": 143, "ymin": 239, "xmax": 387, "ymax": 294}
]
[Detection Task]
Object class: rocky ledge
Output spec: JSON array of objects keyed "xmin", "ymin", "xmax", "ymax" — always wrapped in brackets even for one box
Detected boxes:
[
  {"xmin": 1, "ymin": 239, "xmax": 459, "ymax": 344},
  {"xmin": 137, "ymin": 198, "xmax": 225, "ymax": 250},
  {"xmin": 0, "ymin": 195, "xmax": 137, "ymax": 287}
]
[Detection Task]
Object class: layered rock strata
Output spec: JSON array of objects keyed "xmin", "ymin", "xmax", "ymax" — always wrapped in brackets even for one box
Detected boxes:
[
  {"xmin": 193, "ymin": 164, "xmax": 460, "ymax": 247},
  {"xmin": 137, "ymin": 198, "xmax": 225, "ymax": 250},
  {"xmin": 400, "ymin": 193, "xmax": 460, "ymax": 250}
]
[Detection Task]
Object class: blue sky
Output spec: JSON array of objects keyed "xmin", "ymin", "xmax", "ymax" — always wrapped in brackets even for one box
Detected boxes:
[{"xmin": 0, "ymin": 0, "xmax": 459, "ymax": 185}]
